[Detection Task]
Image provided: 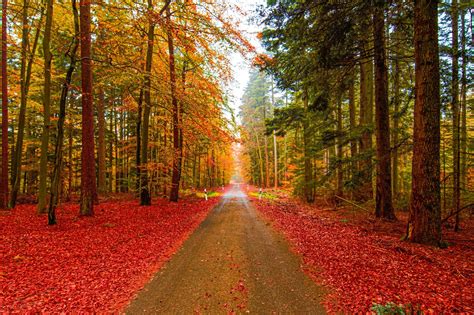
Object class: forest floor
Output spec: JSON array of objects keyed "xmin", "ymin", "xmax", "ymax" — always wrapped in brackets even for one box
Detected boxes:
[
  {"xmin": 251, "ymin": 189, "xmax": 474, "ymax": 313},
  {"xmin": 2, "ymin": 188, "xmax": 472, "ymax": 313},
  {"xmin": 0, "ymin": 195, "xmax": 219, "ymax": 312},
  {"xmin": 126, "ymin": 186, "xmax": 326, "ymax": 313}
]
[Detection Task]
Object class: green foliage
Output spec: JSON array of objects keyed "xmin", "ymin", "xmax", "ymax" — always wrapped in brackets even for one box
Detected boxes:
[
  {"xmin": 371, "ymin": 302, "xmax": 406, "ymax": 315},
  {"xmin": 249, "ymin": 191, "xmax": 278, "ymax": 200}
]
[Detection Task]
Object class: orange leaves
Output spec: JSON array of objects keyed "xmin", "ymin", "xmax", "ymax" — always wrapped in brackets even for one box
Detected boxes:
[{"xmin": 252, "ymin": 53, "xmax": 274, "ymax": 68}]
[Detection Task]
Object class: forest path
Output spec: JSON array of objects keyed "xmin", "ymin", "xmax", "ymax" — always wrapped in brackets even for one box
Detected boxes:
[{"xmin": 125, "ymin": 186, "xmax": 326, "ymax": 314}]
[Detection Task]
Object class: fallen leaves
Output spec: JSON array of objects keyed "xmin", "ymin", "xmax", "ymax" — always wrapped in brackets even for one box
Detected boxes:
[
  {"xmin": 252, "ymin": 198, "xmax": 474, "ymax": 313},
  {"xmin": 0, "ymin": 197, "xmax": 218, "ymax": 312}
]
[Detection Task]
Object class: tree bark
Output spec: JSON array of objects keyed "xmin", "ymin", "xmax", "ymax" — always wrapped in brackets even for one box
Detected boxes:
[
  {"xmin": 392, "ymin": 54, "xmax": 400, "ymax": 201},
  {"xmin": 37, "ymin": 0, "xmax": 54, "ymax": 214},
  {"xmin": 348, "ymin": 70, "xmax": 357, "ymax": 195},
  {"xmin": 460, "ymin": 4, "xmax": 467, "ymax": 201},
  {"xmin": 136, "ymin": 88, "xmax": 142, "ymax": 193},
  {"xmin": 373, "ymin": 4, "xmax": 395, "ymax": 220},
  {"xmin": 451, "ymin": 0, "xmax": 460, "ymax": 231},
  {"xmin": 97, "ymin": 87, "xmax": 106, "ymax": 194},
  {"xmin": 263, "ymin": 103, "xmax": 270, "ymax": 188},
  {"xmin": 168, "ymin": 6, "xmax": 182, "ymax": 202},
  {"xmin": 1, "ymin": 0, "xmax": 8, "ymax": 209},
  {"xmin": 139, "ymin": 0, "xmax": 154, "ymax": 205},
  {"xmin": 336, "ymin": 91, "xmax": 343, "ymax": 199},
  {"xmin": 11, "ymin": 0, "xmax": 43, "ymax": 208},
  {"xmin": 356, "ymin": 23, "xmax": 374, "ymax": 202},
  {"xmin": 271, "ymin": 78, "xmax": 278, "ymax": 188},
  {"xmin": 303, "ymin": 90, "xmax": 314, "ymax": 203},
  {"xmin": 79, "ymin": 0, "xmax": 96, "ymax": 216},
  {"xmin": 48, "ymin": 0, "xmax": 79, "ymax": 225},
  {"xmin": 407, "ymin": 0, "xmax": 442, "ymax": 246}
]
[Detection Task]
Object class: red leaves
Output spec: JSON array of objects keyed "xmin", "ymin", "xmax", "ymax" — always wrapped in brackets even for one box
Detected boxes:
[
  {"xmin": 253, "ymin": 199, "xmax": 473, "ymax": 313},
  {"xmin": 0, "ymin": 197, "xmax": 218, "ymax": 312}
]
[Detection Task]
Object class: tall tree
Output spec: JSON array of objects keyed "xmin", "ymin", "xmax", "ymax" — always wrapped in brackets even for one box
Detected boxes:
[
  {"xmin": 348, "ymin": 71, "xmax": 358, "ymax": 196},
  {"xmin": 407, "ymin": 0, "xmax": 442, "ymax": 246},
  {"xmin": 37, "ymin": 0, "xmax": 54, "ymax": 214},
  {"xmin": 48, "ymin": 0, "xmax": 80, "ymax": 225},
  {"xmin": 451, "ymin": 0, "xmax": 460, "ymax": 231},
  {"xmin": 271, "ymin": 78, "xmax": 278, "ymax": 188},
  {"xmin": 357, "ymin": 20, "xmax": 374, "ymax": 202},
  {"xmin": 168, "ymin": 5, "xmax": 182, "ymax": 202},
  {"xmin": 373, "ymin": 3, "xmax": 395, "ymax": 220},
  {"xmin": 97, "ymin": 87, "xmax": 106, "ymax": 194},
  {"xmin": 1, "ymin": 0, "xmax": 8, "ymax": 209},
  {"xmin": 10, "ymin": 0, "xmax": 44, "ymax": 208},
  {"xmin": 79, "ymin": 0, "xmax": 96, "ymax": 216},
  {"xmin": 460, "ymin": 2, "xmax": 467, "ymax": 200},
  {"xmin": 139, "ymin": 0, "xmax": 155, "ymax": 206},
  {"xmin": 336, "ymin": 90, "xmax": 343, "ymax": 198}
]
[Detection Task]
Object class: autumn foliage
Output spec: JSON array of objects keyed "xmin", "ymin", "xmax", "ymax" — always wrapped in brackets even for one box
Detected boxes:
[
  {"xmin": 252, "ymin": 196, "xmax": 473, "ymax": 313},
  {"xmin": 0, "ymin": 197, "xmax": 218, "ymax": 312}
]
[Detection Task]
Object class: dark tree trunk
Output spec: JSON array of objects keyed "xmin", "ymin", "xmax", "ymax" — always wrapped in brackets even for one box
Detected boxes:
[
  {"xmin": 451, "ymin": 0, "xmax": 460, "ymax": 231},
  {"xmin": 97, "ymin": 87, "xmax": 106, "ymax": 194},
  {"xmin": 1, "ymin": 0, "xmax": 8, "ymax": 209},
  {"xmin": 139, "ymin": 0, "xmax": 154, "ymax": 206},
  {"xmin": 460, "ymin": 5, "xmax": 467, "ymax": 205},
  {"xmin": 136, "ymin": 88, "xmax": 142, "ymax": 193},
  {"xmin": 373, "ymin": 4, "xmax": 395, "ymax": 220},
  {"xmin": 336, "ymin": 91, "xmax": 343, "ymax": 199},
  {"xmin": 168, "ymin": 7, "xmax": 182, "ymax": 202},
  {"xmin": 48, "ymin": 0, "xmax": 79, "ymax": 225},
  {"xmin": 79, "ymin": 0, "xmax": 96, "ymax": 216},
  {"xmin": 38, "ymin": 0, "xmax": 53, "ymax": 214},
  {"xmin": 356, "ymin": 26, "xmax": 374, "ymax": 202},
  {"xmin": 392, "ymin": 56, "xmax": 400, "ymax": 201},
  {"xmin": 348, "ymin": 70, "xmax": 358, "ymax": 195},
  {"xmin": 303, "ymin": 90, "xmax": 314, "ymax": 203},
  {"xmin": 11, "ymin": 0, "xmax": 43, "ymax": 208},
  {"xmin": 407, "ymin": 0, "xmax": 442, "ymax": 246}
]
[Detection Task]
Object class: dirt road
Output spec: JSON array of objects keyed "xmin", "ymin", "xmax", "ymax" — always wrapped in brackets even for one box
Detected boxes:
[{"xmin": 126, "ymin": 187, "xmax": 325, "ymax": 314}]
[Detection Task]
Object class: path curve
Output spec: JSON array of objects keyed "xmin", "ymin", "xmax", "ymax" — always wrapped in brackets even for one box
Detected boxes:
[{"xmin": 126, "ymin": 186, "xmax": 326, "ymax": 314}]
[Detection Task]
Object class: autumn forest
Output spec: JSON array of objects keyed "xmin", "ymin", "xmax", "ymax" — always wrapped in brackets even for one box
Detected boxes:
[{"xmin": 1, "ymin": 0, "xmax": 473, "ymax": 313}]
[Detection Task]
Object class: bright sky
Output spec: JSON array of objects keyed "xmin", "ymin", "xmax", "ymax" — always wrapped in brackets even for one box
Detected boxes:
[{"xmin": 228, "ymin": 0, "xmax": 266, "ymax": 118}]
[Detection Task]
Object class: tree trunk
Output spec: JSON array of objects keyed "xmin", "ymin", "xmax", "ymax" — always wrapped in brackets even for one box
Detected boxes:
[
  {"xmin": 392, "ymin": 54, "xmax": 400, "ymax": 201},
  {"xmin": 460, "ymin": 5, "xmax": 467, "ymax": 202},
  {"xmin": 168, "ymin": 6, "xmax": 182, "ymax": 202},
  {"xmin": 79, "ymin": 0, "xmax": 96, "ymax": 216},
  {"xmin": 136, "ymin": 88, "xmax": 142, "ymax": 193},
  {"xmin": 1, "ymin": 0, "xmax": 8, "ymax": 209},
  {"xmin": 271, "ymin": 78, "xmax": 278, "ymax": 188},
  {"xmin": 139, "ymin": 0, "xmax": 154, "ymax": 205},
  {"xmin": 11, "ymin": 0, "xmax": 43, "ymax": 208},
  {"xmin": 67, "ymin": 122, "xmax": 73, "ymax": 201},
  {"xmin": 263, "ymin": 104, "xmax": 270, "ymax": 188},
  {"xmin": 451, "ymin": 0, "xmax": 460, "ymax": 231},
  {"xmin": 336, "ymin": 91, "xmax": 343, "ymax": 198},
  {"xmin": 303, "ymin": 90, "xmax": 314, "ymax": 203},
  {"xmin": 97, "ymin": 86, "xmax": 106, "ymax": 194},
  {"xmin": 348, "ymin": 70, "xmax": 358, "ymax": 195},
  {"xmin": 407, "ymin": 0, "xmax": 442, "ymax": 246},
  {"xmin": 356, "ymin": 26, "xmax": 374, "ymax": 202},
  {"xmin": 255, "ymin": 132, "xmax": 264, "ymax": 187},
  {"xmin": 37, "ymin": 0, "xmax": 54, "ymax": 214},
  {"xmin": 48, "ymin": 0, "xmax": 79, "ymax": 225},
  {"xmin": 373, "ymin": 4, "xmax": 395, "ymax": 220}
]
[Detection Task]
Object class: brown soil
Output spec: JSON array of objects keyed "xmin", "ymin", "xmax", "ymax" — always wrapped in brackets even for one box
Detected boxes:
[{"xmin": 125, "ymin": 187, "xmax": 326, "ymax": 314}]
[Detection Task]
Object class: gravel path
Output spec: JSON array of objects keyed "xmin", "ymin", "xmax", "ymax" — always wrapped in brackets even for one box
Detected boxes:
[{"xmin": 126, "ymin": 187, "xmax": 326, "ymax": 314}]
